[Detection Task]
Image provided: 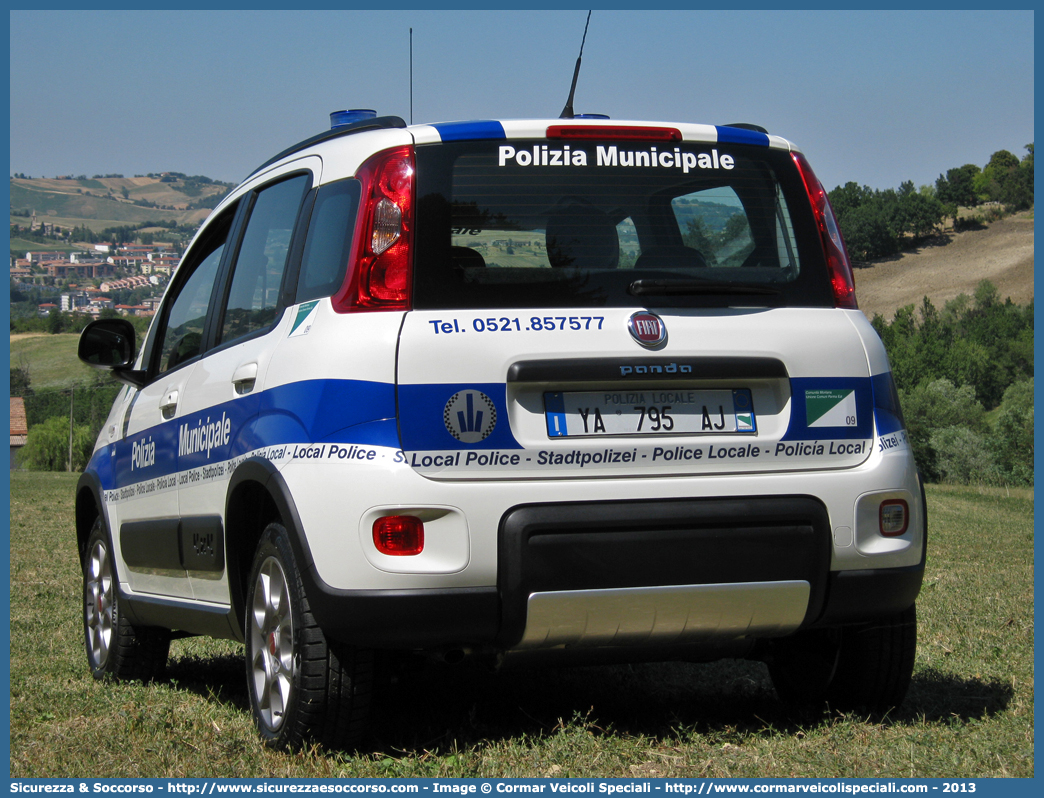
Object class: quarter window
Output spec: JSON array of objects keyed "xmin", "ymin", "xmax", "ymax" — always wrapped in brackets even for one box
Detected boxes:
[{"xmin": 296, "ymin": 178, "xmax": 361, "ymax": 303}]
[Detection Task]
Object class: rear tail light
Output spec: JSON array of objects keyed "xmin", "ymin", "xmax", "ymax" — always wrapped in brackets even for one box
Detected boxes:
[
  {"xmin": 333, "ymin": 146, "xmax": 415, "ymax": 312},
  {"xmin": 791, "ymin": 152, "xmax": 858, "ymax": 309},
  {"xmin": 372, "ymin": 515, "xmax": 424, "ymax": 556},
  {"xmin": 880, "ymin": 500, "xmax": 909, "ymax": 536}
]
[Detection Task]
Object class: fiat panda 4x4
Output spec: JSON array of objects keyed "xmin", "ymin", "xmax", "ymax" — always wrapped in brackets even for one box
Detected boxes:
[{"xmin": 77, "ymin": 111, "xmax": 925, "ymax": 749}]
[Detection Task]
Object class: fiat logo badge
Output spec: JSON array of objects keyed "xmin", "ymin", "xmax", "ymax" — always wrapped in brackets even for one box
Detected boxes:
[{"xmin": 628, "ymin": 311, "xmax": 667, "ymax": 348}]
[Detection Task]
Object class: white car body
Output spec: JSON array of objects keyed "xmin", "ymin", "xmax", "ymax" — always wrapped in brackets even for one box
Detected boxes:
[{"xmin": 77, "ymin": 113, "xmax": 925, "ymax": 748}]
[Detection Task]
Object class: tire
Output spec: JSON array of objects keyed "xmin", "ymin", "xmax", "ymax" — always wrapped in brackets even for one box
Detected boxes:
[
  {"xmin": 766, "ymin": 626, "xmax": 840, "ymax": 707},
  {"xmin": 82, "ymin": 518, "xmax": 170, "ymax": 681},
  {"xmin": 827, "ymin": 604, "xmax": 917, "ymax": 713},
  {"xmin": 768, "ymin": 605, "xmax": 917, "ymax": 715},
  {"xmin": 244, "ymin": 522, "xmax": 374, "ymax": 750}
]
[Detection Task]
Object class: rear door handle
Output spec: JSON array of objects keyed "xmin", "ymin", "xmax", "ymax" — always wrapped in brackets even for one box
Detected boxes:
[{"xmin": 233, "ymin": 362, "xmax": 258, "ymax": 394}]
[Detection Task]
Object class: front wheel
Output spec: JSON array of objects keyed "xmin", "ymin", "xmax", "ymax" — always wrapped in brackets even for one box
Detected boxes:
[
  {"xmin": 244, "ymin": 523, "xmax": 374, "ymax": 750},
  {"xmin": 82, "ymin": 518, "xmax": 170, "ymax": 681},
  {"xmin": 768, "ymin": 605, "xmax": 917, "ymax": 714}
]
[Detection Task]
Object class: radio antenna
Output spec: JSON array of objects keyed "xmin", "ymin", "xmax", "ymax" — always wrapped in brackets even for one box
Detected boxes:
[
  {"xmin": 559, "ymin": 10, "xmax": 592, "ymax": 119},
  {"xmin": 409, "ymin": 28, "xmax": 414, "ymax": 124}
]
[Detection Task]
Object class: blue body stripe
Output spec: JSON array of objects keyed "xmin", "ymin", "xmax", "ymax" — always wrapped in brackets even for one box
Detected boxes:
[
  {"xmin": 431, "ymin": 120, "xmax": 507, "ymax": 142},
  {"xmin": 871, "ymin": 372, "xmax": 906, "ymax": 436},
  {"xmin": 398, "ymin": 383, "xmax": 522, "ymax": 450},
  {"xmin": 89, "ymin": 373, "xmax": 905, "ymax": 491},
  {"xmin": 715, "ymin": 126, "xmax": 770, "ymax": 147},
  {"xmin": 96, "ymin": 379, "xmax": 397, "ymax": 490}
]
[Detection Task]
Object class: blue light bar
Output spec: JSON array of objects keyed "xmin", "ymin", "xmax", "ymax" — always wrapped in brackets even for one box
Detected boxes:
[{"xmin": 330, "ymin": 109, "xmax": 377, "ymax": 129}]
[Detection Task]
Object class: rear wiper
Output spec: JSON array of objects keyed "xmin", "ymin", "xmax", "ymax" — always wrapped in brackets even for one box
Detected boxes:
[{"xmin": 628, "ymin": 278, "xmax": 782, "ymax": 297}]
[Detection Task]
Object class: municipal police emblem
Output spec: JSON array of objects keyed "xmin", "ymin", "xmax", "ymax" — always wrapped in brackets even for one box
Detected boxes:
[{"xmin": 444, "ymin": 391, "xmax": 497, "ymax": 442}]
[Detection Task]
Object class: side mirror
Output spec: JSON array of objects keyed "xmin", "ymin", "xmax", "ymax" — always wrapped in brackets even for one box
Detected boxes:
[{"xmin": 78, "ymin": 319, "xmax": 147, "ymax": 388}]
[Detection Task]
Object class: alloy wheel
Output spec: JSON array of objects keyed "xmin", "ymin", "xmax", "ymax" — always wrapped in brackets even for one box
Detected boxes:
[{"xmin": 249, "ymin": 556, "xmax": 296, "ymax": 731}]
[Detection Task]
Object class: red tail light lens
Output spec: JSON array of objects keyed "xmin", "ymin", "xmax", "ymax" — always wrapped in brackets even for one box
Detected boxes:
[
  {"xmin": 791, "ymin": 152, "xmax": 857, "ymax": 309},
  {"xmin": 546, "ymin": 125, "xmax": 682, "ymax": 142},
  {"xmin": 372, "ymin": 515, "xmax": 424, "ymax": 556},
  {"xmin": 333, "ymin": 146, "xmax": 414, "ymax": 312}
]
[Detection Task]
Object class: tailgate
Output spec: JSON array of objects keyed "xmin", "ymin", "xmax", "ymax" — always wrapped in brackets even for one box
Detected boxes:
[{"xmin": 396, "ymin": 307, "xmax": 875, "ymax": 479}]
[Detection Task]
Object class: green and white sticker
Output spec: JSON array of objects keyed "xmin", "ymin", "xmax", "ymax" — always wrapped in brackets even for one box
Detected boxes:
[
  {"xmin": 289, "ymin": 300, "xmax": 319, "ymax": 338},
  {"xmin": 805, "ymin": 389, "xmax": 857, "ymax": 428}
]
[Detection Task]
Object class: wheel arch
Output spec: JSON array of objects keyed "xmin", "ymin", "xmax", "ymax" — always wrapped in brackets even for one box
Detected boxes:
[
  {"xmin": 75, "ymin": 471, "xmax": 106, "ymax": 567},
  {"xmin": 225, "ymin": 458, "xmax": 315, "ymax": 635}
]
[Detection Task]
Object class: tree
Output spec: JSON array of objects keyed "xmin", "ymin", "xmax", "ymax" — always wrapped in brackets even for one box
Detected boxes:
[
  {"xmin": 17, "ymin": 415, "xmax": 95, "ymax": 472},
  {"xmin": 929, "ymin": 425, "xmax": 999, "ymax": 485},
  {"xmin": 721, "ymin": 212, "xmax": 749, "ymax": 243},
  {"xmin": 935, "ymin": 164, "xmax": 979, "ymax": 218},
  {"xmin": 48, "ymin": 308, "xmax": 64, "ymax": 334},
  {"xmin": 682, "ymin": 217, "xmax": 715, "ymax": 260},
  {"xmin": 10, "ymin": 361, "xmax": 31, "ymax": 396},
  {"xmin": 827, "ymin": 182, "xmax": 872, "ymax": 222},
  {"xmin": 992, "ymin": 378, "xmax": 1033, "ymax": 485},
  {"xmin": 986, "ymin": 149, "xmax": 1020, "ymax": 172},
  {"xmin": 894, "ymin": 185, "xmax": 944, "ymax": 238},
  {"xmin": 979, "ymin": 149, "xmax": 1025, "ymax": 206},
  {"xmin": 999, "ymin": 154, "xmax": 1034, "ymax": 211},
  {"xmin": 836, "ymin": 202, "xmax": 897, "ymax": 261},
  {"xmin": 900, "ymin": 378, "xmax": 988, "ymax": 481}
]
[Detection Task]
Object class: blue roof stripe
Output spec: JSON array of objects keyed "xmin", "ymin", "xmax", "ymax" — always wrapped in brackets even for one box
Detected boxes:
[
  {"xmin": 432, "ymin": 120, "xmax": 507, "ymax": 142},
  {"xmin": 715, "ymin": 126, "xmax": 770, "ymax": 147}
]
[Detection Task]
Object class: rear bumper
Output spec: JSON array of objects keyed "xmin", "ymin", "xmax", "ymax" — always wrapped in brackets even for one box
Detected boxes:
[{"xmin": 304, "ymin": 494, "xmax": 924, "ymax": 652}]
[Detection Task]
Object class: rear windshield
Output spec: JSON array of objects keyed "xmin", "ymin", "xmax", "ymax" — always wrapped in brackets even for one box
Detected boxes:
[{"xmin": 413, "ymin": 139, "xmax": 834, "ymax": 309}]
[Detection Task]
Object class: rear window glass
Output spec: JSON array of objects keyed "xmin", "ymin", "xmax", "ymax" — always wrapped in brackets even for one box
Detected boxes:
[{"xmin": 413, "ymin": 140, "xmax": 832, "ymax": 309}]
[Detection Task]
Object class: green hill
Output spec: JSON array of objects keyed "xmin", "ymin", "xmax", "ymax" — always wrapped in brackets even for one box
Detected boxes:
[
  {"xmin": 8, "ymin": 237, "xmax": 82, "ymax": 255},
  {"xmin": 10, "ymin": 175, "xmax": 227, "ymax": 232}
]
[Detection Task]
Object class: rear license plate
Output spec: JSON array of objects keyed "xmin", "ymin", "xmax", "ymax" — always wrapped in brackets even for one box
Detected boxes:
[{"xmin": 544, "ymin": 389, "xmax": 756, "ymax": 437}]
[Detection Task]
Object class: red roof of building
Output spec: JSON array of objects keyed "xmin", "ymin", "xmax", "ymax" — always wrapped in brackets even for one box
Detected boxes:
[{"xmin": 10, "ymin": 397, "xmax": 28, "ymax": 439}]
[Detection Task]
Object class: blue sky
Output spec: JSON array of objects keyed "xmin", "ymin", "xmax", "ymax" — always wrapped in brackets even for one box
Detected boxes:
[{"xmin": 8, "ymin": 9, "xmax": 1035, "ymax": 193}]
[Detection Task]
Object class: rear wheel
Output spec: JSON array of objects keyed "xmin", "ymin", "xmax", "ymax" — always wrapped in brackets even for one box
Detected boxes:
[
  {"xmin": 827, "ymin": 605, "xmax": 918, "ymax": 712},
  {"xmin": 245, "ymin": 522, "xmax": 374, "ymax": 750},
  {"xmin": 768, "ymin": 605, "xmax": 917, "ymax": 714},
  {"xmin": 82, "ymin": 518, "xmax": 170, "ymax": 681}
]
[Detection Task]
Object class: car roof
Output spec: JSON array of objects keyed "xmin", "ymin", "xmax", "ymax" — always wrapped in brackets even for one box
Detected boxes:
[
  {"xmin": 245, "ymin": 116, "xmax": 799, "ymax": 184},
  {"xmin": 410, "ymin": 118, "xmax": 796, "ymax": 153}
]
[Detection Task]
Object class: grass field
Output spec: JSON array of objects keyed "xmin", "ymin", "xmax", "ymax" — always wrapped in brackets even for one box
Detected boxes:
[
  {"xmin": 10, "ymin": 334, "xmax": 98, "ymax": 390},
  {"xmin": 9, "ymin": 474, "xmax": 1033, "ymax": 778}
]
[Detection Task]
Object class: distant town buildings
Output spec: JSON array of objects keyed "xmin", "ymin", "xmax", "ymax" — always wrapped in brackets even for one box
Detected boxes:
[{"xmin": 11, "ymin": 241, "xmax": 175, "ymax": 320}]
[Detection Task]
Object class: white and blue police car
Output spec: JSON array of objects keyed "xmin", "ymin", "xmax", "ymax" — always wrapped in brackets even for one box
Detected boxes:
[{"xmin": 76, "ymin": 109, "xmax": 925, "ymax": 750}]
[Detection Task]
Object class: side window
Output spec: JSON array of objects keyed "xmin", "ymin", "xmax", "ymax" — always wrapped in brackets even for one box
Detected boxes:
[
  {"xmin": 296, "ymin": 178, "xmax": 360, "ymax": 303},
  {"xmin": 671, "ymin": 188, "xmax": 755, "ymax": 268},
  {"xmin": 219, "ymin": 174, "xmax": 309, "ymax": 345},
  {"xmin": 155, "ymin": 211, "xmax": 235, "ymax": 375}
]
